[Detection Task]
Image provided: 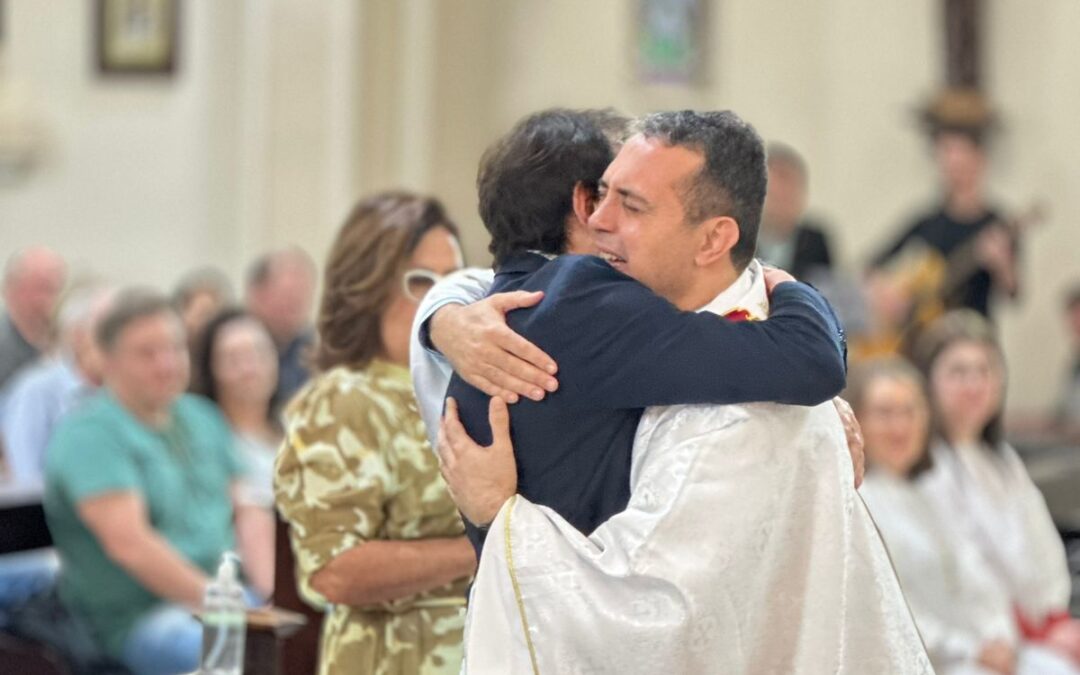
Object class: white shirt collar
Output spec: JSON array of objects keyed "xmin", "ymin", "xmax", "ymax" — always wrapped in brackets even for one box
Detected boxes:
[{"xmin": 695, "ymin": 259, "xmax": 770, "ymax": 320}]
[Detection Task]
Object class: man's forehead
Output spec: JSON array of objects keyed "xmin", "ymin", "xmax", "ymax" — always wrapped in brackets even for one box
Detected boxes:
[{"xmin": 604, "ymin": 135, "xmax": 704, "ymax": 188}]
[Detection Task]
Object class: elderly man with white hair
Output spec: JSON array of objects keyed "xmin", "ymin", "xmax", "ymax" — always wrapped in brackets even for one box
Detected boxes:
[{"xmin": 1, "ymin": 284, "xmax": 113, "ymax": 486}]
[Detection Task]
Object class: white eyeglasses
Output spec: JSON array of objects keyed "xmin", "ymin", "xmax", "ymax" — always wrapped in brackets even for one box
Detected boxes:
[{"xmin": 402, "ymin": 269, "xmax": 444, "ymax": 302}]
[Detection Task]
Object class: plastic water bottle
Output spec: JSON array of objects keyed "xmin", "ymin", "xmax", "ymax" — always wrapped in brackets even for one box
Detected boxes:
[{"xmin": 200, "ymin": 552, "xmax": 246, "ymax": 675}]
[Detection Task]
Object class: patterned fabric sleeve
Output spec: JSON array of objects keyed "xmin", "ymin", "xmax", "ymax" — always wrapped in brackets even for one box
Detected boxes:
[{"xmin": 274, "ymin": 380, "xmax": 394, "ymax": 607}]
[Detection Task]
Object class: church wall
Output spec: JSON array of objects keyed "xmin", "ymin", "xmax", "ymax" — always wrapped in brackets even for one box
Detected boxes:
[{"xmin": 0, "ymin": 0, "xmax": 1076, "ymax": 412}]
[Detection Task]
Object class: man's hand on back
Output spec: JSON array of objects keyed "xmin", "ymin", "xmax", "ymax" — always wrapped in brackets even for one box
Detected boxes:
[
  {"xmin": 437, "ymin": 397, "xmax": 518, "ymax": 527},
  {"xmin": 762, "ymin": 265, "xmax": 796, "ymax": 295},
  {"xmin": 832, "ymin": 397, "xmax": 864, "ymax": 489},
  {"xmin": 429, "ymin": 292, "xmax": 559, "ymax": 404}
]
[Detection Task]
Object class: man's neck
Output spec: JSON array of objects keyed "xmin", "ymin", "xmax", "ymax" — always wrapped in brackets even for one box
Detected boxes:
[
  {"xmin": 675, "ymin": 266, "xmax": 740, "ymax": 312},
  {"xmin": 112, "ymin": 387, "xmax": 173, "ymax": 428},
  {"xmin": 945, "ymin": 186, "xmax": 986, "ymax": 221}
]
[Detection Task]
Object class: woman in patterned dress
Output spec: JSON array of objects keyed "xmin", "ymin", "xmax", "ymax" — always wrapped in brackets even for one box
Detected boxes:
[{"xmin": 274, "ymin": 192, "xmax": 474, "ymax": 675}]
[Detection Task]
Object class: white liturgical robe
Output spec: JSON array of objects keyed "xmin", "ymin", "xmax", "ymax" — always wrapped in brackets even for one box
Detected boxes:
[
  {"xmin": 922, "ymin": 440, "xmax": 1073, "ymax": 626},
  {"xmin": 463, "ymin": 261, "xmax": 933, "ymax": 674},
  {"xmin": 861, "ymin": 470, "xmax": 1079, "ymax": 675}
]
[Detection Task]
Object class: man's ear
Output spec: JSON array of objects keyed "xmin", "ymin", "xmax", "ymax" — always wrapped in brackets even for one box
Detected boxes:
[
  {"xmin": 695, "ymin": 217, "xmax": 740, "ymax": 267},
  {"xmin": 571, "ymin": 182, "xmax": 595, "ymax": 226}
]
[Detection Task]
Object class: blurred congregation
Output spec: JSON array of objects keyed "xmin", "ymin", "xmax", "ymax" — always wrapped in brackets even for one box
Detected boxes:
[{"xmin": 2, "ymin": 1, "xmax": 1080, "ymax": 674}]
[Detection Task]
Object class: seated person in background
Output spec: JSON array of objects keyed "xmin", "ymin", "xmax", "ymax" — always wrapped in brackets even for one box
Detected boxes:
[
  {"xmin": 245, "ymin": 248, "xmax": 317, "ymax": 413},
  {"xmin": 190, "ymin": 307, "xmax": 280, "ymax": 588},
  {"xmin": 191, "ymin": 308, "xmax": 282, "ymax": 500},
  {"xmin": 0, "ymin": 247, "xmax": 66, "ymax": 393},
  {"xmin": 1, "ymin": 284, "xmax": 113, "ymax": 486},
  {"xmin": 913, "ymin": 310, "xmax": 1080, "ymax": 669},
  {"xmin": 171, "ymin": 266, "xmax": 234, "ymax": 362},
  {"xmin": 274, "ymin": 192, "xmax": 475, "ymax": 675},
  {"xmin": 1058, "ymin": 285, "xmax": 1080, "ymax": 439},
  {"xmin": 853, "ymin": 357, "xmax": 1079, "ymax": 675},
  {"xmin": 756, "ymin": 142, "xmax": 834, "ymax": 281},
  {"xmin": 44, "ymin": 289, "xmax": 271, "ymax": 675}
]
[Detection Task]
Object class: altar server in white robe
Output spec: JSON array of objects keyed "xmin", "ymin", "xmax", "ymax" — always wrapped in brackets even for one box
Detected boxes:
[
  {"xmin": 853, "ymin": 358, "xmax": 1079, "ymax": 675},
  {"xmin": 440, "ymin": 259, "xmax": 932, "ymax": 675},
  {"xmin": 911, "ymin": 311, "xmax": 1080, "ymax": 669}
]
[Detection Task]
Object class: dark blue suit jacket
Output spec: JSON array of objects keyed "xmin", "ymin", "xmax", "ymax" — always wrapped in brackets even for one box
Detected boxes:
[{"xmin": 446, "ymin": 252, "xmax": 847, "ymax": 555}]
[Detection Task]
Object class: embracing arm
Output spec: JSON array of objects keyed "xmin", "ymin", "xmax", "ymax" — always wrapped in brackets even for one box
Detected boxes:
[
  {"xmin": 421, "ymin": 258, "xmax": 846, "ymax": 410},
  {"xmin": 552, "ymin": 260, "xmax": 846, "ymax": 408},
  {"xmin": 413, "ymin": 267, "xmax": 559, "ymax": 405},
  {"xmin": 410, "ymin": 268, "xmax": 498, "ymax": 441},
  {"xmin": 412, "ymin": 268, "xmax": 496, "ymax": 361}
]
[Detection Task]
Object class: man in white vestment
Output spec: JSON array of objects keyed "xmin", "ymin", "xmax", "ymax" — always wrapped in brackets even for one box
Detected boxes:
[{"xmin": 437, "ymin": 111, "xmax": 933, "ymax": 674}]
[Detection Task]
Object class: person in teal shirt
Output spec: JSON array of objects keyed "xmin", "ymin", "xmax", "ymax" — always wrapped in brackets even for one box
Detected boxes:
[{"xmin": 44, "ymin": 289, "xmax": 272, "ymax": 675}]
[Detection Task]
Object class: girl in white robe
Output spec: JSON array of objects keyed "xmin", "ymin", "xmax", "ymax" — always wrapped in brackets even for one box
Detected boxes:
[
  {"xmin": 910, "ymin": 311, "xmax": 1080, "ymax": 668},
  {"xmin": 852, "ymin": 357, "xmax": 1078, "ymax": 675}
]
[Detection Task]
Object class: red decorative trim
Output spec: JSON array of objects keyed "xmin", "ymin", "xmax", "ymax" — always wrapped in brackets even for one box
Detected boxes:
[{"xmin": 1015, "ymin": 605, "xmax": 1071, "ymax": 641}]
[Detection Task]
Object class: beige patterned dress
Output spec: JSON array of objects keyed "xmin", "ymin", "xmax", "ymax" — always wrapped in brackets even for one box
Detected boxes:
[{"xmin": 274, "ymin": 360, "xmax": 468, "ymax": 675}]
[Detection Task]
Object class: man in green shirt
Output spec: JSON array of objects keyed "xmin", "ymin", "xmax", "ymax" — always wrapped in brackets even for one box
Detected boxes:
[{"xmin": 44, "ymin": 289, "xmax": 271, "ymax": 674}]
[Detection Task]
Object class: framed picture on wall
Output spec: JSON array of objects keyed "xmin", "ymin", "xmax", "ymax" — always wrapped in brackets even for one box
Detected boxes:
[
  {"xmin": 635, "ymin": 0, "xmax": 709, "ymax": 85},
  {"xmin": 95, "ymin": 0, "xmax": 178, "ymax": 75}
]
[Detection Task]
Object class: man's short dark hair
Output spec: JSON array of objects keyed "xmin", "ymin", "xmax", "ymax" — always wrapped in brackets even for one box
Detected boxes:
[
  {"xmin": 478, "ymin": 108, "xmax": 621, "ymax": 265},
  {"xmin": 97, "ymin": 288, "xmax": 176, "ymax": 352},
  {"xmin": 638, "ymin": 110, "xmax": 767, "ymax": 271}
]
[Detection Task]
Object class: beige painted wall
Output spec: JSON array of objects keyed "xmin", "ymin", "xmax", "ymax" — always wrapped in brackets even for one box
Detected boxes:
[
  {"xmin": 0, "ymin": 0, "xmax": 246, "ymax": 288},
  {"xmin": 0, "ymin": 0, "xmax": 361, "ymax": 291},
  {"xmin": 424, "ymin": 0, "xmax": 1079, "ymax": 414},
  {"xmin": 1, "ymin": 0, "xmax": 1076, "ymax": 412}
]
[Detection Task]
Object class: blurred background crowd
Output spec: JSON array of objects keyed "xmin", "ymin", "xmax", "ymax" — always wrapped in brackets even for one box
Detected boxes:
[{"xmin": 1, "ymin": 1, "xmax": 1079, "ymax": 674}]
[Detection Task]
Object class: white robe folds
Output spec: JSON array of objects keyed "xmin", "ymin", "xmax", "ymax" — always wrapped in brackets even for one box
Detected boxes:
[
  {"xmin": 464, "ymin": 262, "xmax": 933, "ymax": 674},
  {"xmin": 923, "ymin": 440, "xmax": 1074, "ymax": 630},
  {"xmin": 862, "ymin": 470, "xmax": 1078, "ymax": 675}
]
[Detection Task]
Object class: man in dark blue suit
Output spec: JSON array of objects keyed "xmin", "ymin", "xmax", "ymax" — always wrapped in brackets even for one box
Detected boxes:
[{"xmin": 423, "ymin": 109, "xmax": 848, "ymax": 555}]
